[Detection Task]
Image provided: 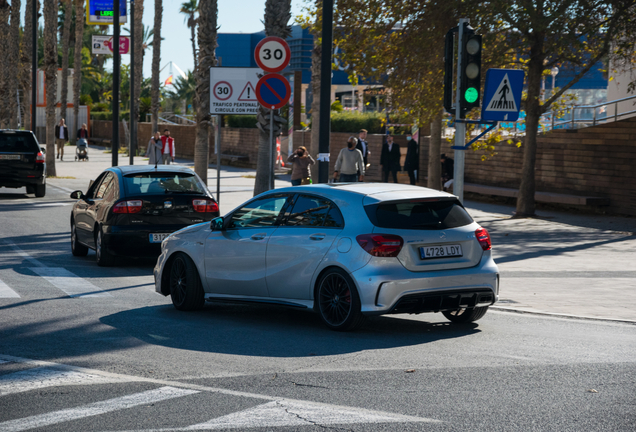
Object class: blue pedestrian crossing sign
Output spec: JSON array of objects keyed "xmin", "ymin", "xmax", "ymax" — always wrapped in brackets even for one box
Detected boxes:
[{"xmin": 481, "ymin": 69, "xmax": 524, "ymax": 121}]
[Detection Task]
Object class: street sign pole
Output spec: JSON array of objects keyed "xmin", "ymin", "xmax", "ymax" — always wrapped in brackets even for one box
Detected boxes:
[
  {"xmin": 453, "ymin": 18, "xmax": 469, "ymax": 203},
  {"xmin": 318, "ymin": 0, "xmax": 334, "ymax": 184},
  {"xmin": 112, "ymin": 0, "xmax": 120, "ymax": 167},
  {"xmin": 129, "ymin": 0, "xmax": 135, "ymax": 165},
  {"xmin": 269, "ymin": 108, "xmax": 274, "ymax": 190},
  {"xmin": 215, "ymin": 115, "xmax": 221, "ymax": 204}
]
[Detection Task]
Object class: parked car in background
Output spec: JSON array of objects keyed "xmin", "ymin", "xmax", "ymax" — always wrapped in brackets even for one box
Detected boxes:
[
  {"xmin": 154, "ymin": 183, "xmax": 499, "ymax": 331},
  {"xmin": 70, "ymin": 165, "xmax": 219, "ymax": 266},
  {"xmin": 0, "ymin": 130, "xmax": 46, "ymax": 197}
]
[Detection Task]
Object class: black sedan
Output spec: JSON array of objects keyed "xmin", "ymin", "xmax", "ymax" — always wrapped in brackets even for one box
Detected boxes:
[
  {"xmin": 70, "ymin": 165, "xmax": 219, "ymax": 266},
  {"xmin": 0, "ymin": 130, "xmax": 46, "ymax": 197}
]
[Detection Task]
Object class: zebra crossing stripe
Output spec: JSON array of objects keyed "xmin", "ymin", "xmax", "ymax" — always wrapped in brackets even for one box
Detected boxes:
[
  {"xmin": 0, "ymin": 386, "xmax": 199, "ymax": 432},
  {"xmin": 0, "ymin": 279, "xmax": 19, "ymax": 298},
  {"xmin": 29, "ymin": 267, "xmax": 111, "ymax": 298}
]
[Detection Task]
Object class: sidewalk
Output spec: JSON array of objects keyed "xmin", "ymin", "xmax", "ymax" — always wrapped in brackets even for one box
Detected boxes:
[{"xmin": 50, "ymin": 145, "xmax": 636, "ymax": 323}]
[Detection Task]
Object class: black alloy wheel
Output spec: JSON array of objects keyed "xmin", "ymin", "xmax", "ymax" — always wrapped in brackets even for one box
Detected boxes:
[
  {"xmin": 71, "ymin": 221, "xmax": 89, "ymax": 256},
  {"xmin": 442, "ymin": 306, "xmax": 489, "ymax": 323},
  {"xmin": 95, "ymin": 228, "xmax": 114, "ymax": 267},
  {"xmin": 169, "ymin": 253, "xmax": 204, "ymax": 311},
  {"xmin": 317, "ymin": 268, "xmax": 362, "ymax": 331}
]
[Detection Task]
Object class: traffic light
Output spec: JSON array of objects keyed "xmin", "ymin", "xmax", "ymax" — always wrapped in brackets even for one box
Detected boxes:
[{"xmin": 459, "ymin": 26, "xmax": 482, "ymax": 114}]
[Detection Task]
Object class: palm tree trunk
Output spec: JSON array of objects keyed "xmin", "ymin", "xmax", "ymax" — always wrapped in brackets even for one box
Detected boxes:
[
  {"xmin": 309, "ymin": 28, "xmax": 321, "ymax": 184},
  {"xmin": 20, "ymin": 0, "xmax": 36, "ymax": 131},
  {"xmin": 0, "ymin": 1, "xmax": 11, "ymax": 129},
  {"xmin": 427, "ymin": 111, "xmax": 443, "ymax": 190},
  {"xmin": 7, "ymin": 0, "xmax": 20, "ymax": 129},
  {"xmin": 132, "ymin": 0, "xmax": 144, "ymax": 128},
  {"xmin": 59, "ymin": 0, "xmax": 72, "ymax": 130},
  {"xmin": 194, "ymin": 0, "xmax": 217, "ymax": 185},
  {"xmin": 44, "ymin": 0, "xmax": 58, "ymax": 176},
  {"xmin": 151, "ymin": 0, "xmax": 163, "ymax": 133},
  {"xmin": 190, "ymin": 18, "xmax": 198, "ymax": 72},
  {"xmin": 73, "ymin": 0, "xmax": 85, "ymax": 140},
  {"xmin": 253, "ymin": 0, "xmax": 292, "ymax": 196}
]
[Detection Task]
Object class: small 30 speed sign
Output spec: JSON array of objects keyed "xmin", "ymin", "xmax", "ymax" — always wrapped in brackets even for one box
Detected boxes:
[{"xmin": 254, "ymin": 36, "xmax": 291, "ymax": 73}]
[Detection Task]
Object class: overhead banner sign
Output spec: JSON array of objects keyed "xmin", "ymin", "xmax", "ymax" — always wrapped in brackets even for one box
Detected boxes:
[
  {"xmin": 209, "ymin": 68, "xmax": 262, "ymax": 115},
  {"xmin": 92, "ymin": 35, "xmax": 130, "ymax": 55},
  {"xmin": 87, "ymin": 0, "xmax": 127, "ymax": 25}
]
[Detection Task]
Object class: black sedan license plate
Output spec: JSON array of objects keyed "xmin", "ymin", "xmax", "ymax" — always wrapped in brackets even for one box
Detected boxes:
[
  {"xmin": 149, "ymin": 233, "xmax": 170, "ymax": 243},
  {"xmin": 0, "ymin": 154, "xmax": 21, "ymax": 160},
  {"xmin": 419, "ymin": 244, "xmax": 463, "ymax": 259}
]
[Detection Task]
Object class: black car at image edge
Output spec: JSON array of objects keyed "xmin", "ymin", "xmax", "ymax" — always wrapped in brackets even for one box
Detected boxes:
[
  {"xmin": 70, "ymin": 165, "xmax": 219, "ymax": 266},
  {"xmin": 0, "ymin": 130, "xmax": 46, "ymax": 197}
]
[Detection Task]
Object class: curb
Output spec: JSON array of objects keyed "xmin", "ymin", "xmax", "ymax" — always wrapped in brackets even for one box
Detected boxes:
[{"xmin": 491, "ymin": 305, "xmax": 636, "ymax": 325}]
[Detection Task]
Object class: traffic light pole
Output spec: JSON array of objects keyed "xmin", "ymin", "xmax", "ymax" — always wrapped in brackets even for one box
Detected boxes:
[{"xmin": 453, "ymin": 18, "xmax": 469, "ymax": 203}]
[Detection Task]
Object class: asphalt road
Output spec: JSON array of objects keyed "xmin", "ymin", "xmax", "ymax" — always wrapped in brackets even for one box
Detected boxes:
[{"xmin": 1, "ymin": 178, "xmax": 635, "ymax": 431}]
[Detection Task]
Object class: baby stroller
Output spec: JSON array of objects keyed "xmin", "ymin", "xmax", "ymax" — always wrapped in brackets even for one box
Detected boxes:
[{"xmin": 75, "ymin": 138, "xmax": 89, "ymax": 161}]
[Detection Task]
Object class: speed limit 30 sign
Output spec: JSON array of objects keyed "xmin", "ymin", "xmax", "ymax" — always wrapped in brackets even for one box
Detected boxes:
[{"xmin": 254, "ymin": 36, "xmax": 291, "ymax": 73}]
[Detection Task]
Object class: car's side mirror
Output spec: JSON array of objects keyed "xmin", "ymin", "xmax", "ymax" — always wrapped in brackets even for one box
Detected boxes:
[
  {"xmin": 211, "ymin": 216, "xmax": 224, "ymax": 231},
  {"xmin": 70, "ymin": 190, "xmax": 84, "ymax": 200}
]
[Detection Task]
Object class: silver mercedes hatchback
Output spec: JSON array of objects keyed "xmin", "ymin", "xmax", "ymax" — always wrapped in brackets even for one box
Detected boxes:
[{"xmin": 154, "ymin": 183, "xmax": 499, "ymax": 331}]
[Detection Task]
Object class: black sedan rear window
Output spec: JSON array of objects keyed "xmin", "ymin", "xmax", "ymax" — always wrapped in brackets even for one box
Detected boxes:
[
  {"xmin": 365, "ymin": 199, "xmax": 473, "ymax": 230},
  {"xmin": 123, "ymin": 173, "xmax": 206, "ymax": 195},
  {"xmin": 0, "ymin": 133, "xmax": 39, "ymax": 153}
]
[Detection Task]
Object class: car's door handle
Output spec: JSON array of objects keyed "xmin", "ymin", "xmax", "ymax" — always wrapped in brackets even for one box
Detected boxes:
[
  {"xmin": 309, "ymin": 234, "xmax": 325, "ymax": 241},
  {"xmin": 251, "ymin": 233, "xmax": 266, "ymax": 241}
]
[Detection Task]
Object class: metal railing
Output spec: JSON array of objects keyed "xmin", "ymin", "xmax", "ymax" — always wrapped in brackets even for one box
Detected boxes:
[{"xmin": 145, "ymin": 113, "xmax": 195, "ymax": 125}]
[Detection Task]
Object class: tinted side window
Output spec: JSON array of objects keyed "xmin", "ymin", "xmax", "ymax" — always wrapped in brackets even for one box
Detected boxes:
[
  {"xmin": 0, "ymin": 133, "xmax": 39, "ymax": 152},
  {"xmin": 285, "ymin": 195, "xmax": 332, "ymax": 227},
  {"xmin": 85, "ymin": 173, "xmax": 106, "ymax": 199},
  {"xmin": 324, "ymin": 206, "xmax": 344, "ymax": 228},
  {"xmin": 95, "ymin": 173, "xmax": 114, "ymax": 199},
  {"xmin": 365, "ymin": 199, "xmax": 473, "ymax": 230},
  {"xmin": 228, "ymin": 195, "xmax": 289, "ymax": 228}
]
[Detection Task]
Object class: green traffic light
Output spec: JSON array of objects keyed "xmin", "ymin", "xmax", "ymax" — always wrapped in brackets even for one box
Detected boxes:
[{"xmin": 465, "ymin": 87, "xmax": 478, "ymax": 103}]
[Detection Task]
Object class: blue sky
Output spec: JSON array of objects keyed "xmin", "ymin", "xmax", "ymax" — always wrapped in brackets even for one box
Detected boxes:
[{"xmin": 21, "ymin": 0, "xmax": 308, "ymax": 83}]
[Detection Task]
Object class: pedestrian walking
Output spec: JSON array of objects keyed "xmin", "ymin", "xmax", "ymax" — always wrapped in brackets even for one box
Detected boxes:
[
  {"xmin": 147, "ymin": 132, "xmax": 163, "ymax": 166},
  {"xmin": 333, "ymin": 137, "xmax": 365, "ymax": 183},
  {"xmin": 404, "ymin": 132, "xmax": 419, "ymax": 185},
  {"xmin": 160, "ymin": 129, "xmax": 175, "ymax": 164},
  {"xmin": 441, "ymin": 153, "xmax": 454, "ymax": 191},
  {"xmin": 287, "ymin": 146, "xmax": 315, "ymax": 186},
  {"xmin": 380, "ymin": 134, "xmax": 400, "ymax": 183},
  {"xmin": 55, "ymin": 119, "xmax": 69, "ymax": 161},
  {"xmin": 356, "ymin": 129, "xmax": 370, "ymax": 168}
]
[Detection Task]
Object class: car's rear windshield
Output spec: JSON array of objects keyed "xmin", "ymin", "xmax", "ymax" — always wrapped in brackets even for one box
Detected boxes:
[
  {"xmin": 0, "ymin": 133, "xmax": 39, "ymax": 153},
  {"xmin": 123, "ymin": 172, "xmax": 206, "ymax": 195},
  {"xmin": 365, "ymin": 198, "xmax": 473, "ymax": 230}
]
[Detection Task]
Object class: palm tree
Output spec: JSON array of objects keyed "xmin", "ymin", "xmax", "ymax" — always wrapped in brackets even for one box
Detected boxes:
[
  {"xmin": 20, "ymin": 0, "xmax": 38, "ymax": 131},
  {"xmin": 166, "ymin": 71, "xmax": 196, "ymax": 112},
  {"xmin": 132, "ymin": 0, "xmax": 144, "ymax": 125},
  {"xmin": 180, "ymin": 0, "xmax": 198, "ymax": 72},
  {"xmin": 151, "ymin": 0, "xmax": 163, "ymax": 133},
  {"xmin": 44, "ymin": 0, "xmax": 58, "ymax": 176},
  {"xmin": 73, "ymin": 0, "xmax": 85, "ymax": 143},
  {"xmin": 6, "ymin": 0, "xmax": 20, "ymax": 129},
  {"xmin": 0, "ymin": 0, "xmax": 8, "ymax": 129},
  {"xmin": 59, "ymin": 0, "xmax": 73, "ymax": 126},
  {"xmin": 308, "ymin": 1, "xmax": 322, "ymax": 183},
  {"xmin": 253, "ymin": 0, "xmax": 292, "ymax": 195},
  {"xmin": 193, "ymin": 0, "xmax": 218, "ymax": 184}
]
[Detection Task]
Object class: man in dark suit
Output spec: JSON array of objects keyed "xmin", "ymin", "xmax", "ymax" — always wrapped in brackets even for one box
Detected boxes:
[
  {"xmin": 404, "ymin": 133, "xmax": 419, "ymax": 185},
  {"xmin": 380, "ymin": 134, "xmax": 400, "ymax": 183},
  {"xmin": 355, "ymin": 129, "xmax": 370, "ymax": 168},
  {"xmin": 54, "ymin": 118, "xmax": 69, "ymax": 161}
]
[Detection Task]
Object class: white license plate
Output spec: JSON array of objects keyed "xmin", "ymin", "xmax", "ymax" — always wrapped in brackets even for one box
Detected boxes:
[
  {"xmin": 0, "ymin": 154, "xmax": 21, "ymax": 160},
  {"xmin": 149, "ymin": 233, "xmax": 170, "ymax": 243},
  {"xmin": 419, "ymin": 244, "xmax": 463, "ymax": 259}
]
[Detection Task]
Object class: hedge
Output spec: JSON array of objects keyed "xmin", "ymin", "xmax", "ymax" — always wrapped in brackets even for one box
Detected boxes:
[
  {"xmin": 90, "ymin": 111, "xmax": 131, "ymax": 121},
  {"xmin": 226, "ymin": 115, "xmax": 258, "ymax": 128}
]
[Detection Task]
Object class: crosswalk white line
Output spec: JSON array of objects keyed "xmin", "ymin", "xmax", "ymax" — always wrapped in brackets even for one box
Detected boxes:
[
  {"xmin": 47, "ymin": 184, "xmax": 77, "ymax": 194},
  {"xmin": 0, "ymin": 279, "xmax": 20, "ymax": 298},
  {"xmin": 1, "ymin": 240, "xmax": 45, "ymax": 268},
  {"xmin": 29, "ymin": 267, "xmax": 111, "ymax": 298},
  {"xmin": 0, "ymin": 386, "xmax": 199, "ymax": 432},
  {"xmin": 0, "ymin": 367, "xmax": 126, "ymax": 397}
]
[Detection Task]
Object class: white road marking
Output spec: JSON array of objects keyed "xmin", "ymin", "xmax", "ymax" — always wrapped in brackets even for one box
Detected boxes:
[
  {"xmin": 0, "ymin": 355, "xmax": 441, "ymax": 430},
  {"xmin": 31, "ymin": 202, "xmax": 74, "ymax": 207},
  {"xmin": 2, "ymin": 241, "xmax": 45, "ymax": 268},
  {"xmin": 0, "ymin": 386, "xmax": 199, "ymax": 432},
  {"xmin": 0, "ymin": 279, "xmax": 20, "ymax": 298},
  {"xmin": 29, "ymin": 267, "xmax": 111, "ymax": 298},
  {"xmin": 0, "ymin": 367, "xmax": 126, "ymax": 397},
  {"xmin": 47, "ymin": 184, "xmax": 77, "ymax": 194}
]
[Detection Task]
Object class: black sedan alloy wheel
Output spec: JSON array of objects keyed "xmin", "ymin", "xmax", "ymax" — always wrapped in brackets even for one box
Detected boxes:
[
  {"xmin": 70, "ymin": 222, "xmax": 88, "ymax": 257},
  {"xmin": 169, "ymin": 253, "xmax": 204, "ymax": 311},
  {"xmin": 317, "ymin": 268, "xmax": 362, "ymax": 331},
  {"xmin": 442, "ymin": 306, "xmax": 489, "ymax": 323}
]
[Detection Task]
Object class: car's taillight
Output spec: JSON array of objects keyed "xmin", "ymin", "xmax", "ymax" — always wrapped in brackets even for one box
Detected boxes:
[
  {"xmin": 35, "ymin": 152, "xmax": 45, "ymax": 163},
  {"xmin": 113, "ymin": 200, "xmax": 143, "ymax": 214},
  {"xmin": 356, "ymin": 234, "xmax": 404, "ymax": 257},
  {"xmin": 193, "ymin": 199, "xmax": 218, "ymax": 213},
  {"xmin": 475, "ymin": 227, "xmax": 492, "ymax": 251}
]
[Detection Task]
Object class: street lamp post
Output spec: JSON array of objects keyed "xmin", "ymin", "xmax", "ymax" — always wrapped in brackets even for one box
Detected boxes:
[{"xmin": 550, "ymin": 67, "xmax": 559, "ymax": 93}]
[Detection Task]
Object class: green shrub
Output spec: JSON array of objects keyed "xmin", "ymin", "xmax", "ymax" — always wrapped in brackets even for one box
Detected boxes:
[
  {"xmin": 226, "ymin": 115, "xmax": 258, "ymax": 128},
  {"xmin": 90, "ymin": 111, "xmax": 131, "ymax": 121},
  {"xmin": 330, "ymin": 111, "xmax": 385, "ymax": 134}
]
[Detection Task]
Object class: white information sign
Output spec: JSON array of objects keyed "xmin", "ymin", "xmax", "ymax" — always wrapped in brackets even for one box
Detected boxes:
[
  {"xmin": 209, "ymin": 68, "xmax": 262, "ymax": 115},
  {"xmin": 92, "ymin": 35, "xmax": 130, "ymax": 55}
]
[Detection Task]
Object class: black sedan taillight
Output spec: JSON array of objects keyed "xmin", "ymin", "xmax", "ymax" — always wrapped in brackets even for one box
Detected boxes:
[{"xmin": 192, "ymin": 199, "xmax": 219, "ymax": 213}]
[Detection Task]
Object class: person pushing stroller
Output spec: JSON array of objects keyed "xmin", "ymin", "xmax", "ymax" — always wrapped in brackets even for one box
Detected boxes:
[{"xmin": 75, "ymin": 123, "xmax": 89, "ymax": 161}]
